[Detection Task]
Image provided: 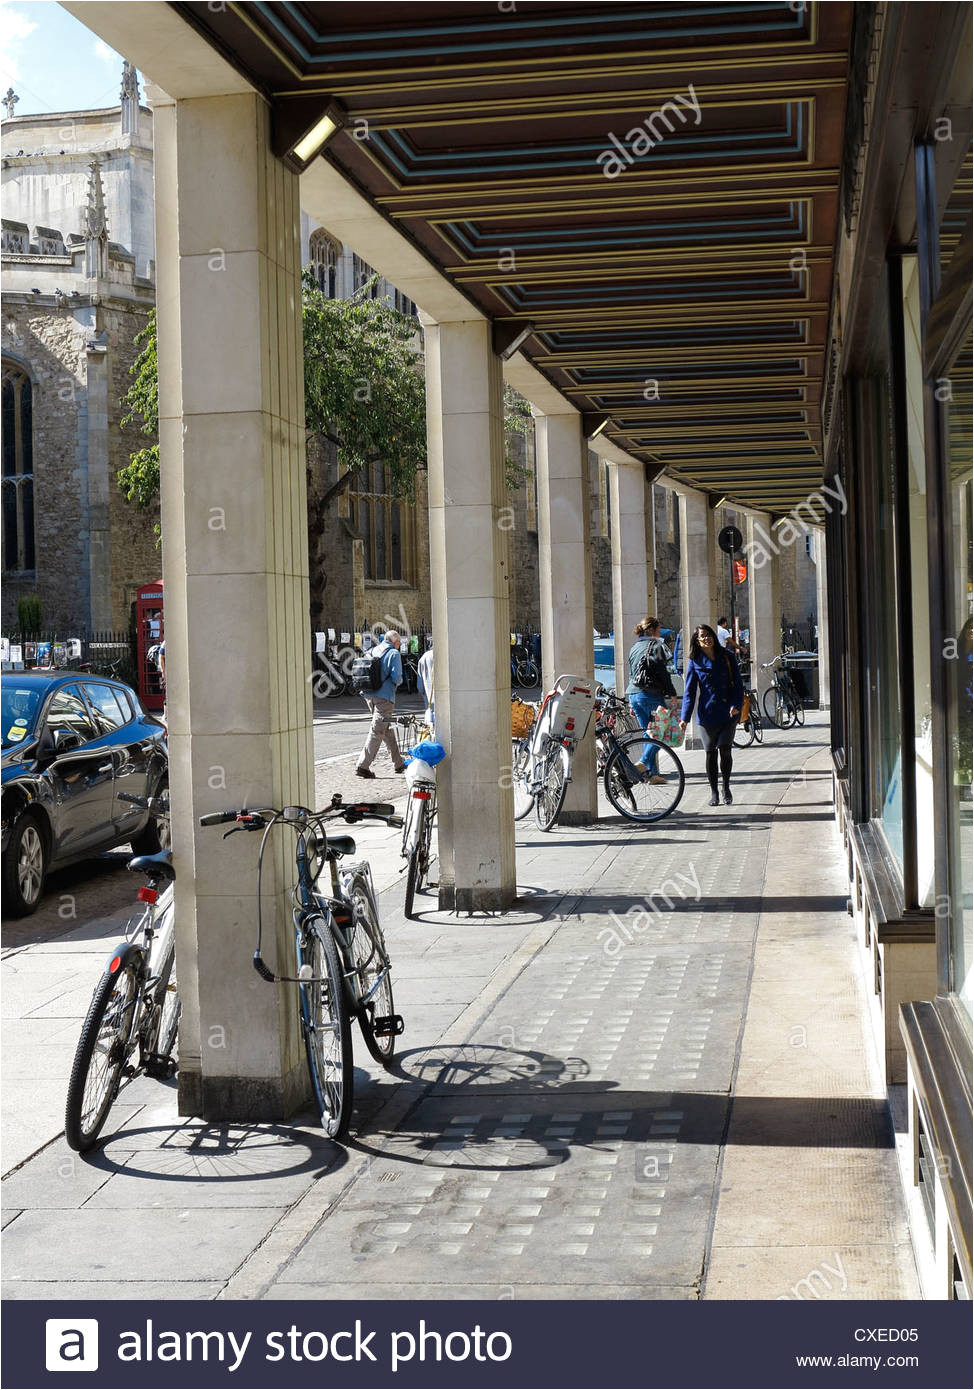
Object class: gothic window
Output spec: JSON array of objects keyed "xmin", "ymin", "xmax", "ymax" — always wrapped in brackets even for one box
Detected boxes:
[
  {"xmin": 309, "ymin": 228, "xmax": 339, "ymax": 298},
  {"xmin": 1, "ymin": 363, "xmax": 35, "ymax": 573},
  {"xmin": 349, "ymin": 463, "xmax": 415, "ymax": 584},
  {"xmin": 351, "ymin": 252, "xmax": 380, "ymax": 298}
]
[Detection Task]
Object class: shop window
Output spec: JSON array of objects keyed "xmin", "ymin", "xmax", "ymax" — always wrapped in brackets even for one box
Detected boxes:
[
  {"xmin": 944, "ymin": 326, "xmax": 972, "ymax": 1021},
  {"xmin": 1, "ymin": 362, "xmax": 35, "ymax": 573},
  {"xmin": 349, "ymin": 463, "xmax": 414, "ymax": 584}
]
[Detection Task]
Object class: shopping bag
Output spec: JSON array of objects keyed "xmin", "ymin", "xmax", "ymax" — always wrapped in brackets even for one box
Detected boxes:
[{"xmin": 649, "ymin": 699, "xmax": 684, "ymax": 747}]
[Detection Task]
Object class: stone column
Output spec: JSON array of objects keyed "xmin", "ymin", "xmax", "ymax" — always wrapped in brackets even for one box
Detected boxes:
[
  {"xmin": 747, "ymin": 514, "xmax": 782, "ymax": 699},
  {"xmin": 536, "ymin": 410, "xmax": 597, "ymax": 823},
  {"xmin": 608, "ymin": 460, "xmax": 649, "ymax": 695},
  {"xmin": 679, "ymin": 490, "xmax": 716, "ymax": 747},
  {"xmin": 424, "ymin": 316, "xmax": 516, "ymax": 910},
  {"xmin": 646, "ymin": 483, "xmax": 659, "ymax": 616},
  {"xmin": 153, "ymin": 90, "xmax": 313, "ymax": 1120},
  {"xmin": 814, "ymin": 527, "xmax": 830, "ymax": 708}
]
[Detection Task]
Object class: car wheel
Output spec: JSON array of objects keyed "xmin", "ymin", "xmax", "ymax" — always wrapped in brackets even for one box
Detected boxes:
[
  {"xmin": 129, "ymin": 776, "xmax": 169, "ymax": 856},
  {"xmin": 3, "ymin": 811, "xmax": 48, "ymax": 916}
]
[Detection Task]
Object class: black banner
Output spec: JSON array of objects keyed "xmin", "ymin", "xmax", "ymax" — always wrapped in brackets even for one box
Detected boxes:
[{"xmin": 3, "ymin": 1299, "xmax": 971, "ymax": 1389}]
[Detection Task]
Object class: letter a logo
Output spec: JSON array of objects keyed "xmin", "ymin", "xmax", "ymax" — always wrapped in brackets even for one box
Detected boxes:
[{"xmin": 46, "ymin": 1319, "xmax": 99, "ymax": 1371}]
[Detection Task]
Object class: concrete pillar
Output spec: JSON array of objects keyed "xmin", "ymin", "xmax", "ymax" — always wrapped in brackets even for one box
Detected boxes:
[
  {"xmin": 679, "ymin": 490, "xmax": 716, "ymax": 746},
  {"xmin": 814, "ymin": 527, "xmax": 830, "ymax": 708},
  {"xmin": 153, "ymin": 90, "xmax": 313, "ymax": 1120},
  {"xmin": 536, "ymin": 410, "xmax": 597, "ymax": 823},
  {"xmin": 646, "ymin": 483, "xmax": 659, "ymax": 616},
  {"xmin": 424, "ymin": 316, "xmax": 516, "ymax": 911},
  {"xmin": 747, "ymin": 514, "xmax": 782, "ymax": 699},
  {"xmin": 609, "ymin": 460, "xmax": 649, "ymax": 695}
]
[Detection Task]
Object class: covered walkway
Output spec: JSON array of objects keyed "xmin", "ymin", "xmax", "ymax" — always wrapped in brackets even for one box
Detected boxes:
[
  {"xmin": 2, "ymin": 718, "xmax": 919, "ymax": 1301},
  {"xmin": 53, "ymin": 0, "xmax": 972, "ymax": 1301}
]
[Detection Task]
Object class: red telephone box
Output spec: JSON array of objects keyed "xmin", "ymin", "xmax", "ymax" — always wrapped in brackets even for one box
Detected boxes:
[{"xmin": 136, "ymin": 580, "xmax": 165, "ymax": 711}]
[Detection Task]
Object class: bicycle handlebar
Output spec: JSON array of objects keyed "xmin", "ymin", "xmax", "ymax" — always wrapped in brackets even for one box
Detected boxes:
[{"xmin": 199, "ymin": 799, "xmax": 401, "ymax": 830}]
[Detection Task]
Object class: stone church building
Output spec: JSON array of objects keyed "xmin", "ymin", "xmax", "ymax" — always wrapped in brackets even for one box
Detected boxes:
[{"xmin": 1, "ymin": 67, "xmax": 158, "ymax": 633}]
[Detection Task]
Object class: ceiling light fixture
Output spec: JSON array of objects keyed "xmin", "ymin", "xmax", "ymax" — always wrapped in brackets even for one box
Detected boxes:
[
  {"xmin": 273, "ymin": 96, "xmax": 347, "ymax": 174},
  {"xmin": 493, "ymin": 320, "xmax": 535, "ymax": 361},
  {"xmin": 582, "ymin": 413, "xmax": 612, "ymax": 439}
]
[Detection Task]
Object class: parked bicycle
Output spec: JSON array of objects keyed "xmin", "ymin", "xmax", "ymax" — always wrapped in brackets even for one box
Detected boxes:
[
  {"xmin": 510, "ymin": 675, "xmax": 593, "ymax": 829},
  {"xmin": 733, "ymin": 684, "xmax": 765, "ymax": 747},
  {"xmin": 595, "ymin": 688, "xmax": 686, "ymax": 822},
  {"xmin": 510, "ymin": 639, "xmax": 540, "ymax": 689},
  {"xmin": 761, "ymin": 656, "xmax": 805, "ymax": 729},
  {"xmin": 200, "ymin": 794, "xmax": 403, "ymax": 1139},
  {"xmin": 401, "ymin": 744, "xmax": 444, "ymax": 918},
  {"xmin": 65, "ymin": 792, "xmax": 179, "ymax": 1152}
]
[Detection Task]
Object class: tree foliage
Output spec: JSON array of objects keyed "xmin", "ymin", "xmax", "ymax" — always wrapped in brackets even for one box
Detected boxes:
[
  {"xmin": 118, "ymin": 282, "xmax": 534, "ymax": 529},
  {"xmin": 303, "ymin": 271, "xmax": 426, "ymax": 497},
  {"xmin": 118, "ymin": 308, "xmax": 160, "ymax": 515}
]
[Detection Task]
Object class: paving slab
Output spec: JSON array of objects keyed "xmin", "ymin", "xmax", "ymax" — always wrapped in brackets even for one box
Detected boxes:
[{"xmin": 2, "ymin": 1206, "xmax": 288, "ymax": 1283}]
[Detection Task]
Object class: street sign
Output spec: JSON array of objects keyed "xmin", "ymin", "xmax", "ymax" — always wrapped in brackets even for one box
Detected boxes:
[{"xmin": 718, "ymin": 524, "xmax": 743, "ymax": 554}]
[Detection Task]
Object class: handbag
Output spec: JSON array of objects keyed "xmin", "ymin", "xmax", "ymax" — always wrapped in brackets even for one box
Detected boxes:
[
  {"xmin": 649, "ymin": 697, "xmax": 684, "ymax": 747},
  {"xmin": 740, "ymin": 691, "xmax": 751, "ymax": 722}
]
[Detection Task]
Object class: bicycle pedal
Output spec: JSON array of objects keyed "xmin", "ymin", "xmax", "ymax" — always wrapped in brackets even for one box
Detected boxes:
[{"xmin": 372, "ymin": 1013, "xmax": 404, "ymax": 1037}]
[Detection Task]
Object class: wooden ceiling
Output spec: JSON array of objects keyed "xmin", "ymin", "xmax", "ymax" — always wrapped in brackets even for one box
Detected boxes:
[{"xmin": 175, "ymin": 0, "xmax": 854, "ymax": 513}]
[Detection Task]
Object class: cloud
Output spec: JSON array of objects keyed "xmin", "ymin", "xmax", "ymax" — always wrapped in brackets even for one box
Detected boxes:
[
  {"xmin": 93, "ymin": 38, "xmax": 119, "ymax": 65},
  {"xmin": 0, "ymin": 3, "xmax": 38, "ymax": 82}
]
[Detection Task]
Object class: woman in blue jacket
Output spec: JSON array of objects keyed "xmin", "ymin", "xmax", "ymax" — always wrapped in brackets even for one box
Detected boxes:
[{"xmin": 680, "ymin": 624, "xmax": 745, "ymax": 806}]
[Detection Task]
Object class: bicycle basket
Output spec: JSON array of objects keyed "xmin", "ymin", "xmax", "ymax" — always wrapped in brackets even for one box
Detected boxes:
[{"xmin": 511, "ymin": 699, "xmax": 535, "ymax": 738}]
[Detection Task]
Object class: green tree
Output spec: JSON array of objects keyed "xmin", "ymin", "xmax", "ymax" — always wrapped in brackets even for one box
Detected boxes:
[
  {"xmin": 119, "ymin": 283, "xmax": 533, "ymax": 522},
  {"xmin": 303, "ymin": 271, "xmax": 426, "ymax": 502},
  {"xmin": 118, "ymin": 308, "xmax": 159, "ymax": 526}
]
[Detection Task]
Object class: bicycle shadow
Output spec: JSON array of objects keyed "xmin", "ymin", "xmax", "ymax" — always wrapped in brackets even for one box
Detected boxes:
[{"xmin": 348, "ymin": 1043, "xmax": 608, "ymax": 1173}]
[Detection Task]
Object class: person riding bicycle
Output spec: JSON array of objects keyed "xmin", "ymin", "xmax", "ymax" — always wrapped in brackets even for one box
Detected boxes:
[
  {"xmin": 680, "ymin": 623, "xmax": 744, "ymax": 806},
  {"xmin": 626, "ymin": 617, "xmax": 675, "ymax": 783}
]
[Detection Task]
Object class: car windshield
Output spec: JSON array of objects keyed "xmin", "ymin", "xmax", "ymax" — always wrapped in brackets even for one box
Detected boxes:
[{"xmin": 1, "ymin": 682, "xmax": 43, "ymax": 749}]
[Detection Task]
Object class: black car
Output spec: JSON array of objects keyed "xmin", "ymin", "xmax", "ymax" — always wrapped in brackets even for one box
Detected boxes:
[{"xmin": 1, "ymin": 672, "xmax": 168, "ymax": 916}]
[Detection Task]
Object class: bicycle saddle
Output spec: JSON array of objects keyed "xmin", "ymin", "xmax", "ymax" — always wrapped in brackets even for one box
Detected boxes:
[
  {"xmin": 325, "ymin": 835, "xmax": 356, "ymax": 859},
  {"xmin": 128, "ymin": 849, "xmax": 175, "ymax": 883}
]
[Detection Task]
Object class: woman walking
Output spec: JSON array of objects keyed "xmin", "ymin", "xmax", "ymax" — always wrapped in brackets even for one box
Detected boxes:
[
  {"xmin": 626, "ymin": 617, "xmax": 676, "ymax": 783},
  {"xmin": 680, "ymin": 624, "xmax": 744, "ymax": 806}
]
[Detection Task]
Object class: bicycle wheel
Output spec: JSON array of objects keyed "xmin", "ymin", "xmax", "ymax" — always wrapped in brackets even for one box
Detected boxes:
[
  {"xmin": 515, "ymin": 657, "xmax": 540, "ymax": 688},
  {"xmin": 733, "ymin": 717, "xmax": 755, "ymax": 748},
  {"xmin": 751, "ymin": 707, "xmax": 765, "ymax": 743},
  {"xmin": 512, "ymin": 738, "xmax": 535, "ymax": 820},
  {"xmin": 344, "ymin": 874, "xmax": 398, "ymax": 1066},
  {"xmin": 403, "ymin": 798, "xmax": 426, "ymax": 919},
  {"xmin": 153, "ymin": 941, "xmax": 181, "ymax": 1066},
  {"xmin": 535, "ymin": 739, "xmax": 570, "ymax": 831},
  {"xmin": 300, "ymin": 918, "xmax": 353, "ymax": 1137},
  {"xmin": 603, "ymin": 733, "xmax": 685, "ymax": 823},
  {"xmin": 65, "ymin": 960, "xmax": 140, "ymax": 1152},
  {"xmin": 762, "ymin": 685, "xmax": 794, "ymax": 729}
]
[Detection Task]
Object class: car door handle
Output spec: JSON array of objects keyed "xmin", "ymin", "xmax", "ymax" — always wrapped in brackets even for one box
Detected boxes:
[{"xmin": 97, "ymin": 761, "xmax": 113, "ymax": 774}]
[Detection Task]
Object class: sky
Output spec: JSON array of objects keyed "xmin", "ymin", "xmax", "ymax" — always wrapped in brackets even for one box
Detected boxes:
[{"xmin": 1, "ymin": 1, "xmax": 128, "ymax": 117}]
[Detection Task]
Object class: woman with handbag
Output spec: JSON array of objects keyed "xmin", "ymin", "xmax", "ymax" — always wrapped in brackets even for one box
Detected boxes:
[
  {"xmin": 626, "ymin": 617, "xmax": 677, "ymax": 783},
  {"xmin": 680, "ymin": 623, "xmax": 745, "ymax": 806}
]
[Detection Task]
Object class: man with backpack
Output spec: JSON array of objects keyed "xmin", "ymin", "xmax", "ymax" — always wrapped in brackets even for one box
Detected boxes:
[
  {"xmin": 354, "ymin": 629, "xmax": 406, "ymax": 779},
  {"xmin": 625, "ymin": 617, "xmax": 677, "ymax": 783}
]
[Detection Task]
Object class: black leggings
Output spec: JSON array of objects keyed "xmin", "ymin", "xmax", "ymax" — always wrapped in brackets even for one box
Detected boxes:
[{"xmin": 706, "ymin": 747, "xmax": 733, "ymax": 794}]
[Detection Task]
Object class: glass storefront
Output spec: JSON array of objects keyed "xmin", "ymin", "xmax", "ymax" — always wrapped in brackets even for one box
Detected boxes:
[{"xmin": 945, "ymin": 329, "xmax": 972, "ymax": 1022}]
